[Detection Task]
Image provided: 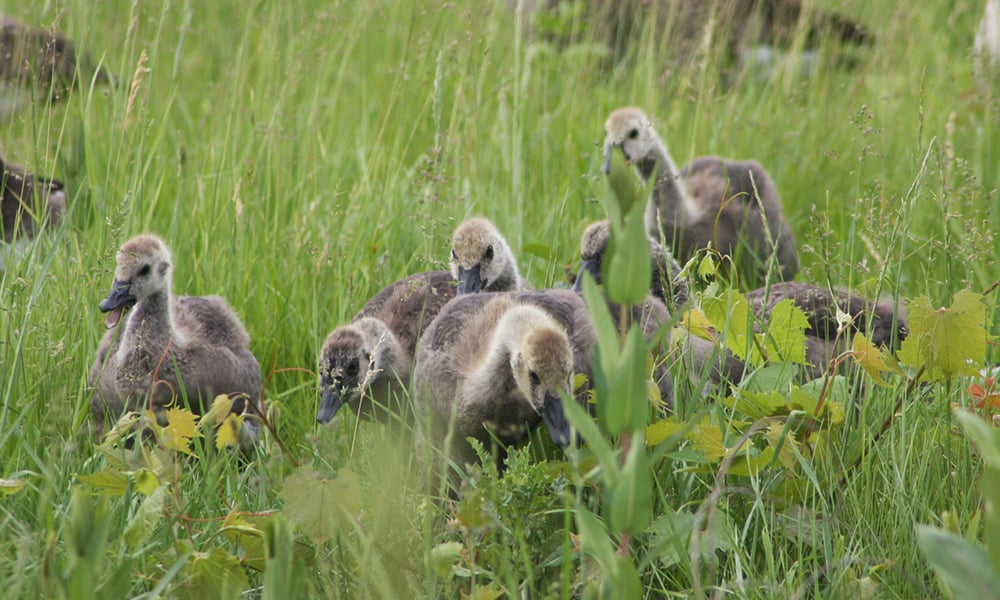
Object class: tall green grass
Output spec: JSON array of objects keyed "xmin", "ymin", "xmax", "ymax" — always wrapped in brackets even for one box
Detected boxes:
[{"xmin": 0, "ymin": 0, "xmax": 997, "ymax": 597}]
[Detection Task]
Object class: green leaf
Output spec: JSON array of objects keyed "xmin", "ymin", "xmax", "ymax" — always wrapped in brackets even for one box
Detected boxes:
[
  {"xmin": 428, "ymin": 542, "xmax": 465, "ymax": 578},
  {"xmin": 561, "ymin": 389, "xmax": 617, "ymax": 476},
  {"xmin": 917, "ymin": 526, "xmax": 1000, "ymax": 600},
  {"xmin": 758, "ymin": 299, "xmax": 808, "ymax": 365},
  {"xmin": 852, "ymin": 333, "xmax": 892, "ymax": 386},
  {"xmin": 646, "ymin": 419, "xmax": 685, "ymax": 447},
  {"xmin": 702, "ymin": 289, "xmax": 757, "ymax": 364},
  {"xmin": 604, "ymin": 211, "xmax": 651, "ymax": 305},
  {"xmin": 178, "ymin": 547, "xmax": 249, "ymax": 600},
  {"xmin": 279, "ymin": 467, "xmax": 363, "ymax": 545},
  {"xmin": 0, "ymin": 476, "xmax": 28, "ymax": 496},
  {"xmin": 124, "ymin": 485, "xmax": 167, "ymax": 552},
  {"xmin": 76, "ymin": 470, "xmax": 129, "ymax": 497},
  {"xmin": 581, "ymin": 276, "xmax": 621, "ymax": 362},
  {"xmin": 598, "ymin": 326, "xmax": 652, "ymax": 436},
  {"xmin": 898, "ymin": 291, "xmax": 986, "ymax": 381},
  {"xmin": 606, "ymin": 440, "xmax": 652, "ymax": 535},
  {"xmin": 605, "ymin": 149, "xmax": 642, "ymax": 220},
  {"xmin": 263, "ymin": 514, "xmax": 303, "ymax": 599},
  {"xmin": 574, "ymin": 507, "xmax": 615, "ymax": 573},
  {"xmin": 603, "ymin": 556, "xmax": 642, "ymax": 600},
  {"xmin": 222, "ymin": 513, "xmax": 267, "ymax": 572},
  {"xmin": 133, "ymin": 469, "xmax": 160, "ymax": 495}
]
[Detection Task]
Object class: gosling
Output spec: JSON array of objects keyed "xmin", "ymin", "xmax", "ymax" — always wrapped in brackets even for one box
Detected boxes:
[
  {"xmin": 450, "ymin": 217, "xmax": 527, "ymax": 294},
  {"xmin": 602, "ymin": 107, "xmax": 799, "ymax": 286},
  {"xmin": 744, "ymin": 282, "xmax": 908, "ymax": 380},
  {"xmin": 412, "ymin": 292, "xmax": 585, "ymax": 468},
  {"xmin": 89, "ymin": 234, "xmax": 262, "ymax": 448},
  {"xmin": 1, "ymin": 156, "xmax": 66, "ymax": 270},
  {"xmin": 317, "ymin": 270, "xmax": 456, "ymax": 424}
]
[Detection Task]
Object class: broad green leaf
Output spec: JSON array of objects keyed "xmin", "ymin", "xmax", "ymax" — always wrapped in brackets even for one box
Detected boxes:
[
  {"xmin": 263, "ymin": 515, "xmax": 301, "ymax": 598},
  {"xmin": 697, "ymin": 253, "xmax": 718, "ymax": 279},
  {"xmin": 427, "ymin": 542, "xmax": 464, "ymax": 578},
  {"xmin": 917, "ymin": 526, "xmax": 1000, "ymax": 600},
  {"xmin": 851, "ymin": 333, "xmax": 891, "ymax": 386},
  {"xmin": 726, "ymin": 390, "xmax": 788, "ymax": 421},
  {"xmin": 178, "ymin": 547, "xmax": 249, "ymax": 600},
  {"xmin": 687, "ymin": 423, "xmax": 726, "ymax": 462},
  {"xmin": 702, "ymin": 289, "xmax": 757, "ymax": 364},
  {"xmin": 0, "ymin": 477, "xmax": 27, "ymax": 496},
  {"xmin": 162, "ymin": 407, "xmax": 202, "ymax": 455},
  {"xmin": 726, "ymin": 447, "xmax": 776, "ymax": 477},
  {"xmin": 76, "ymin": 470, "xmax": 129, "ymax": 497},
  {"xmin": 605, "ymin": 210, "xmax": 651, "ymax": 305},
  {"xmin": 607, "ymin": 440, "xmax": 652, "ymax": 535},
  {"xmin": 764, "ymin": 422, "xmax": 798, "ymax": 470},
  {"xmin": 758, "ymin": 299, "xmax": 808, "ymax": 365},
  {"xmin": 788, "ymin": 387, "xmax": 844, "ymax": 426},
  {"xmin": 215, "ymin": 413, "xmax": 243, "ymax": 450},
  {"xmin": 124, "ymin": 485, "xmax": 166, "ymax": 552},
  {"xmin": 581, "ymin": 276, "xmax": 621, "ymax": 361},
  {"xmin": 598, "ymin": 326, "xmax": 651, "ymax": 436},
  {"xmin": 562, "ymin": 389, "xmax": 617, "ymax": 476},
  {"xmin": 279, "ymin": 467, "xmax": 363, "ymax": 545},
  {"xmin": 222, "ymin": 514, "xmax": 267, "ymax": 572},
  {"xmin": 605, "ymin": 149, "xmax": 643, "ymax": 219},
  {"xmin": 603, "ymin": 556, "xmax": 642, "ymax": 600},
  {"xmin": 574, "ymin": 507, "xmax": 615, "ymax": 572},
  {"xmin": 647, "ymin": 419, "xmax": 685, "ymax": 447},
  {"xmin": 898, "ymin": 291, "xmax": 986, "ymax": 381},
  {"xmin": 678, "ymin": 308, "xmax": 716, "ymax": 341},
  {"xmin": 133, "ymin": 469, "xmax": 160, "ymax": 495},
  {"xmin": 201, "ymin": 394, "xmax": 234, "ymax": 426}
]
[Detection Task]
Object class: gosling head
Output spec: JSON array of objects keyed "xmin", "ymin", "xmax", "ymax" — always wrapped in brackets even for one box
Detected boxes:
[
  {"xmin": 572, "ymin": 220, "xmax": 610, "ymax": 293},
  {"xmin": 450, "ymin": 217, "xmax": 519, "ymax": 294},
  {"xmin": 99, "ymin": 234, "xmax": 172, "ymax": 329},
  {"xmin": 602, "ymin": 107, "xmax": 658, "ymax": 175},
  {"xmin": 316, "ymin": 319, "xmax": 390, "ymax": 423},
  {"xmin": 510, "ymin": 323, "xmax": 574, "ymax": 447}
]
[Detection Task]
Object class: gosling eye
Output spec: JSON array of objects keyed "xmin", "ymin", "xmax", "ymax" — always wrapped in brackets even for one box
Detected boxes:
[
  {"xmin": 628, "ymin": 128, "xmax": 639, "ymax": 140},
  {"xmin": 138, "ymin": 264, "xmax": 151, "ymax": 277},
  {"xmin": 451, "ymin": 248, "xmax": 458, "ymax": 260},
  {"xmin": 484, "ymin": 245, "xmax": 494, "ymax": 260},
  {"xmin": 529, "ymin": 371, "xmax": 540, "ymax": 386},
  {"xmin": 346, "ymin": 357, "xmax": 360, "ymax": 377}
]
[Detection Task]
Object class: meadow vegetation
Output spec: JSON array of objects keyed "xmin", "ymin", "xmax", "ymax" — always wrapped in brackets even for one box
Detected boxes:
[{"xmin": 1, "ymin": 0, "xmax": 999, "ymax": 597}]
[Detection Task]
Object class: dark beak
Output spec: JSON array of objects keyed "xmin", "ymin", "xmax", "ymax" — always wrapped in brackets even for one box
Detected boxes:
[
  {"xmin": 540, "ymin": 393, "xmax": 571, "ymax": 448},
  {"xmin": 317, "ymin": 386, "xmax": 346, "ymax": 424},
  {"xmin": 457, "ymin": 264, "xmax": 484, "ymax": 295},
  {"xmin": 602, "ymin": 142, "xmax": 615, "ymax": 175},
  {"xmin": 99, "ymin": 279, "xmax": 136, "ymax": 313},
  {"xmin": 572, "ymin": 257, "xmax": 601, "ymax": 293}
]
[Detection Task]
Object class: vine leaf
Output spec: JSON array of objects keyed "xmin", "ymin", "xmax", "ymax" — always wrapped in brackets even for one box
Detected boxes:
[
  {"xmin": 279, "ymin": 467, "xmax": 362, "ymax": 545},
  {"xmin": 852, "ymin": 333, "xmax": 895, "ymax": 386},
  {"xmin": 758, "ymin": 299, "xmax": 808, "ymax": 365},
  {"xmin": 898, "ymin": 291, "xmax": 986, "ymax": 381},
  {"xmin": 161, "ymin": 407, "xmax": 202, "ymax": 455}
]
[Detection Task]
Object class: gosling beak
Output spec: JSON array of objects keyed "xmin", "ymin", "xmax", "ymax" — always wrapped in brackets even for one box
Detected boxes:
[
  {"xmin": 602, "ymin": 142, "xmax": 615, "ymax": 175},
  {"xmin": 572, "ymin": 257, "xmax": 601, "ymax": 293},
  {"xmin": 317, "ymin": 386, "xmax": 346, "ymax": 424},
  {"xmin": 99, "ymin": 279, "xmax": 136, "ymax": 329},
  {"xmin": 540, "ymin": 393, "xmax": 571, "ymax": 448},
  {"xmin": 457, "ymin": 264, "xmax": 484, "ymax": 295}
]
